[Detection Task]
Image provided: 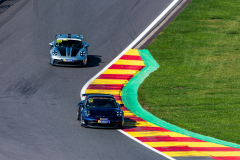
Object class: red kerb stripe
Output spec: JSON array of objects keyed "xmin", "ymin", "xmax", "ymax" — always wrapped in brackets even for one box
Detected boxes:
[
  {"xmin": 114, "ymin": 95, "xmax": 122, "ymax": 100},
  {"xmin": 121, "ymin": 107, "xmax": 129, "ymax": 111},
  {"xmin": 122, "ymin": 127, "xmax": 171, "ymax": 132},
  {"xmin": 154, "ymin": 146, "xmax": 192, "ymax": 152},
  {"xmin": 154, "ymin": 146, "xmax": 240, "ymax": 152},
  {"xmin": 109, "ymin": 64, "xmax": 145, "ymax": 70},
  {"xmin": 87, "ymin": 84, "xmax": 123, "ymax": 90},
  {"xmin": 136, "ymin": 136, "xmax": 205, "ymax": 142},
  {"xmin": 120, "ymin": 55, "xmax": 143, "ymax": 60},
  {"xmin": 211, "ymin": 157, "xmax": 240, "ymax": 160},
  {"xmin": 193, "ymin": 147, "xmax": 240, "ymax": 151},
  {"xmin": 97, "ymin": 74, "xmax": 133, "ymax": 80}
]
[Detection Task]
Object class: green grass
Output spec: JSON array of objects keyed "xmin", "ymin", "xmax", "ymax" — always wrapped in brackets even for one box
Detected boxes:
[{"xmin": 138, "ymin": 0, "xmax": 240, "ymax": 144}]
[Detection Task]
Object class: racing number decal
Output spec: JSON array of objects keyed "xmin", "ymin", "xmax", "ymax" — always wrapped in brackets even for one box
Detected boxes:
[
  {"xmin": 56, "ymin": 39, "xmax": 67, "ymax": 43},
  {"xmin": 56, "ymin": 40, "xmax": 62, "ymax": 43},
  {"xmin": 88, "ymin": 99, "xmax": 93, "ymax": 103}
]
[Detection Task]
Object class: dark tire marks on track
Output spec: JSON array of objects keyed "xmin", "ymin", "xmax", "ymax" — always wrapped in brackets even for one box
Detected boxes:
[{"xmin": 0, "ymin": 0, "xmax": 30, "ymax": 29}]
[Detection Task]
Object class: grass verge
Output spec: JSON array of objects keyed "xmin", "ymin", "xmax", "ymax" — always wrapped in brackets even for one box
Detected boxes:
[{"xmin": 138, "ymin": 0, "xmax": 240, "ymax": 144}]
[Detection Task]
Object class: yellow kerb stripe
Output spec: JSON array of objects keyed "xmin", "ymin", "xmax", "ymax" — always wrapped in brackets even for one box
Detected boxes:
[
  {"xmin": 125, "ymin": 49, "xmax": 140, "ymax": 56},
  {"xmin": 124, "ymin": 121, "xmax": 159, "ymax": 127},
  {"xmin": 91, "ymin": 79, "xmax": 128, "ymax": 85},
  {"xmin": 162, "ymin": 151, "xmax": 208, "ymax": 157},
  {"xmin": 126, "ymin": 132, "xmax": 189, "ymax": 137},
  {"xmin": 102, "ymin": 69, "xmax": 139, "ymax": 75},
  {"xmin": 123, "ymin": 112, "xmax": 135, "ymax": 116},
  {"xmin": 116, "ymin": 100, "xmax": 123, "ymax": 104},
  {"xmin": 85, "ymin": 89, "xmax": 121, "ymax": 95},
  {"xmin": 144, "ymin": 142, "xmax": 227, "ymax": 148},
  {"xmin": 163, "ymin": 151, "xmax": 240, "ymax": 157},
  {"xmin": 123, "ymin": 111, "xmax": 133, "ymax": 115},
  {"xmin": 197, "ymin": 151, "xmax": 240, "ymax": 156},
  {"xmin": 114, "ymin": 59, "xmax": 145, "ymax": 66}
]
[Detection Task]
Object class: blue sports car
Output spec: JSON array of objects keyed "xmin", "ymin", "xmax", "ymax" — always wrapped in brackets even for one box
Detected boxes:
[
  {"xmin": 77, "ymin": 94, "xmax": 124, "ymax": 128},
  {"xmin": 49, "ymin": 34, "xmax": 89, "ymax": 66}
]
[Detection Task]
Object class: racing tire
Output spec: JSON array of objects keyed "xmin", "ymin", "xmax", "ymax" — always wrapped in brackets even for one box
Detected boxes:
[
  {"xmin": 119, "ymin": 122, "xmax": 123, "ymax": 129},
  {"xmin": 84, "ymin": 58, "xmax": 87, "ymax": 66},
  {"xmin": 77, "ymin": 108, "xmax": 80, "ymax": 120},
  {"xmin": 80, "ymin": 113, "xmax": 84, "ymax": 127}
]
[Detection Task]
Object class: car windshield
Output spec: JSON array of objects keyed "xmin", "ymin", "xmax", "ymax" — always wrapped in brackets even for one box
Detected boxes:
[
  {"xmin": 56, "ymin": 39, "xmax": 83, "ymax": 48},
  {"xmin": 86, "ymin": 97, "xmax": 117, "ymax": 109}
]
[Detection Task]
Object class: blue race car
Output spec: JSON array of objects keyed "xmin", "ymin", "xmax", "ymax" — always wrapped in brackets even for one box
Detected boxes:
[{"xmin": 77, "ymin": 94, "xmax": 124, "ymax": 128}]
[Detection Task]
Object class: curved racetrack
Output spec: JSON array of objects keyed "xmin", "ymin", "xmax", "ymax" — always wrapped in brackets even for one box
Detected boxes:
[{"xmin": 0, "ymin": 0, "xmax": 176, "ymax": 159}]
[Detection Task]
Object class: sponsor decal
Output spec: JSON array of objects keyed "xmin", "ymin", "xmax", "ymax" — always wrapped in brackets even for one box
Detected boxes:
[
  {"xmin": 98, "ymin": 118, "xmax": 110, "ymax": 123},
  {"xmin": 63, "ymin": 59, "xmax": 74, "ymax": 62}
]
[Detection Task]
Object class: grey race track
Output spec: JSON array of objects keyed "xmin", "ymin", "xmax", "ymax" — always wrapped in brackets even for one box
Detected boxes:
[{"xmin": 0, "ymin": 0, "xmax": 178, "ymax": 160}]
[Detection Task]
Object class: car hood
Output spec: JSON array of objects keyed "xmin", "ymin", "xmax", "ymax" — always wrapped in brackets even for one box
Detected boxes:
[{"xmin": 56, "ymin": 47, "xmax": 82, "ymax": 57}]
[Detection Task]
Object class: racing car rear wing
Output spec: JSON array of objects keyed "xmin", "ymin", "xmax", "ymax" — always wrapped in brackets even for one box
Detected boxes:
[
  {"xmin": 55, "ymin": 34, "xmax": 84, "ymax": 39},
  {"xmin": 82, "ymin": 93, "xmax": 113, "ymax": 97},
  {"xmin": 81, "ymin": 93, "xmax": 114, "ymax": 100}
]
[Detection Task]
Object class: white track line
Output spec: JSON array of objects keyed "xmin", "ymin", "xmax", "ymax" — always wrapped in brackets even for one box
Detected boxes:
[
  {"xmin": 118, "ymin": 130, "xmax": 176, "ymax": 160},
  {"xmin": 80, "ymin": 0, "xmax": 179, "ymax": 159},
  {"xmin": 80, "ymin": 0, "xmax": 179, "ymax": 100}
]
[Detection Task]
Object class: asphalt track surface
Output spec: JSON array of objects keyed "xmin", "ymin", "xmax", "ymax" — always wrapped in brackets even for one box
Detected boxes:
[{"xmin": 0, "ymin": 0, "xmax": 183, "ymax": 160}]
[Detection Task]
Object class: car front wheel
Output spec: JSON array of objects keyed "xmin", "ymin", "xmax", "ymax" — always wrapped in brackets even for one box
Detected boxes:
[
  {"xmin": 77, "ymin": 108, "xmax": 80, "ymax": 120},
  {"xmin": 80, "ymin": 113, "xmax": 84, "ymax": 127}
]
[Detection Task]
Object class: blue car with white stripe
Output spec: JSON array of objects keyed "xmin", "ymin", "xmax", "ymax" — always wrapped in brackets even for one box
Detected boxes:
[{"xmin": 77, "ymin": 94, "xmax": 124, "ymax": 128}]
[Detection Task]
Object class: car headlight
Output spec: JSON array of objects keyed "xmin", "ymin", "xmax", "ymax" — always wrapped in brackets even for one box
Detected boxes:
[
  {"xmin": 80, "ymin": 51, "xmax": 85, "ymax": 56},
  {"xmin": 84, "ymin": 110, "xmax": 90, "ymax": 117},
  {"xmin": 116, "ymin": 111, "xmax": 122, "ymax": 117},
  {"xmin": 52, "ymin": 50, "xmax": 58, "ymax": 56}
]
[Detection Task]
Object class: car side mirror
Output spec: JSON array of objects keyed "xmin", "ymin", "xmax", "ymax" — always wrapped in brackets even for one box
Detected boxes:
[
  {"xmin": 49, "ymin": 44, "xmax": 53, "ymax": 49},
  {"xmin": 78, "ymin": 102, "xmax": 83, "ymax": 107},
  {"xmin": 120, "ymin": 104, "xmax": 124, "ymax": 108},
  {"xmin": 49, "ymin": 41, "xmax": 55, "ymax": 47}
]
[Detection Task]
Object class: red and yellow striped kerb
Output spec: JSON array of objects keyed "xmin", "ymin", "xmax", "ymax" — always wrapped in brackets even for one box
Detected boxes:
[{"xmin": 85, "ymin": 49, "xmax": 240, "ymax": 159}]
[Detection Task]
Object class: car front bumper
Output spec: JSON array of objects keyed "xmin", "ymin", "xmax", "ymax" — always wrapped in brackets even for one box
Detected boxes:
[
  {"xmin": 50, "ymin": 57, "xmax": 87, "ymax": 66},
  {"xmin": 82, "ymin": 119, "xmax": 124, "ymax": 129}
]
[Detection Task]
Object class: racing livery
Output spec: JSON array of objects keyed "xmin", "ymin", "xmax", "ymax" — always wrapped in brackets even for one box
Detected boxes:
[
  {"xmin": 49, "ymin": 34, "xmax": 89, "ymax": 66},
  {"xmin": 77, "ymin": 94, "xmax": 124, "ymax": 128}
]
